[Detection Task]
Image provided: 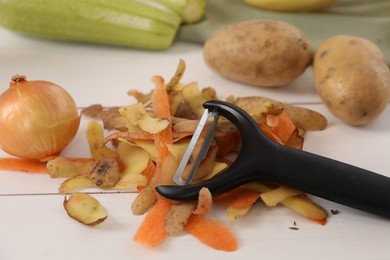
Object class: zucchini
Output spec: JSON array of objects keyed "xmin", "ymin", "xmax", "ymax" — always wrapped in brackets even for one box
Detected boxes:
[
  {"xmin": 154, "ymin": 0, "xmax": 207, "ymax": 24},
  {"xmin": 0, "ymin": 0, "xmax": 204, "ymax": 49}
]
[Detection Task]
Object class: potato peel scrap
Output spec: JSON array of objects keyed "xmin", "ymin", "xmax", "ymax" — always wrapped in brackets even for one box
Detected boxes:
[
  {"xmin": 117, "ymin": 142, "xmax": 150, "ymax": 175},
  {"xmin": 139, "ymin": 116, "xmax": 170, "ymax": 134},
  {"xmin": 81, "ymin": 104, "xmax": 103, "ymax": 118},
  {"xmin": 89, "ymin": 158, "xmax": 120, "ymax": 188},
  {"xmin": 64, "ymin": 192, "xmax": 107, "ymax": 226},
  {"xmin": 101, "ymin": 131, "xmax": 153, "ymax": 148},
  {"xmin": 59, "ymin": 176, "xmax": 96, "ymax": 194},
  {"xmin": 260, "ymin": 185, "xmax": 303, "ymax": 206},
  {"xmin": 226, "ymin": 205, "xmax": 252, "ymax": 220},
  {"xmin": 282, "ymin": 196, "xmax": 328, "ymax": 225},
  {"xmin": 119, "ymin": 103, "xmax": 169, "ymax": 134},
  {"xmin": 111, "ymin": 142, "xmax": 149, "ymax": 191},
  {"xmin": 46, "ymin": 157, "xmax": 94, "ymax": 178},
  {"xmin": 131, "ymin": 185, "xmax": 157, "ymax": 215},
  {"xmin": 193, "ymin": 187, "xmax": 212, "ymax": 215},
  {"xmin": 86, "ymin": 121, "xmax": 118, "ymax": 159},
  {"xmin": 165, "ymin": 202, "xmax": 196, "ymax": 236},
  {"xmin": 243, "ymin": 182, "xmax": 328, "ymax": 223},
  {"xmin": 112, "ymin": 172, "xmax": 148, "ymax": 192},
  {"xmin": 182, "ymin": 82, "xmax": 207, "ymax": 118},
  {"xmin": 81, "ymin": 105, "xmax": 122, "ymax": 131},
  {"xmin": 133, "ymin": 140, "xmax": 157, "ymax": 161},
  {"xmin": 167, "ymin": 59, "xmax": 186, "ymax": 91},
  {"xmin": 234, "ymin": 96, "xmax": 327, "ymax": 131}
]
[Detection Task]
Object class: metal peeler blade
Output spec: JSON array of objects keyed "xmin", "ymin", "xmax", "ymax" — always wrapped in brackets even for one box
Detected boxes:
[
  {"xmin": 173, "ymin": 108, "xmax": 220, "ymax": 185},
  {"xmin": 156, "ymin": 100, "xmax": 390, "ymax": 219}
]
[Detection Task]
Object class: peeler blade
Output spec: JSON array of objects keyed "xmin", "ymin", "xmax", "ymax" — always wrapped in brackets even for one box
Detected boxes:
[{"xmin": 173, "ymin": 108, "xmax": 220, "ymax": 185}]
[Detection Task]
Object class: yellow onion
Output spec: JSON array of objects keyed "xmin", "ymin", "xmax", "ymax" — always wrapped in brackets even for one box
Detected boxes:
[{"xmin": 0, "ymin": 75, "xmax": 80, "ymax": 161}]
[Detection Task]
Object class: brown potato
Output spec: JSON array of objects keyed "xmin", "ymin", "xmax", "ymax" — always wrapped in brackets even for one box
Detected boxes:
[
  {"xmin": 203, "ymin": 20, "xmax": 312, "ymax": 87},
  {"xmin": 314, "ymin": 35, "xmax": 390, "ymax": 126}
]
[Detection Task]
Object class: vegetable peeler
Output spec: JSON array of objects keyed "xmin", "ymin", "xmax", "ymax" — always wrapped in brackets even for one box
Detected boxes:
[{"xmin": 156, "ymin": 100, "xmax": 390, "ymax": 219}]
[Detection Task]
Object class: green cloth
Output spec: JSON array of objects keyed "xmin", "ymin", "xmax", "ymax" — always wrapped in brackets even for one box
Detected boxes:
[{"xmin": 177, "ymin": 0, "xmax": 390, "ymax": 62}]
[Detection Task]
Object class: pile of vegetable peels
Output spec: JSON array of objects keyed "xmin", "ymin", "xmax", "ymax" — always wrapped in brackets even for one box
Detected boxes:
[{"xmin": 0, "ymin": 60, "xmax": 328, "ymax": 251}]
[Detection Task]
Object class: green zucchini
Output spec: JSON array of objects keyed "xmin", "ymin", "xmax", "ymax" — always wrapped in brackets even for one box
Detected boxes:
[
  {"xmin": 154, "ymin": 0, "xmax": 207, "ymax": 24},
  {"xmin": 0, "ymin": 0, "xmax": 205, "ymax": 49}
]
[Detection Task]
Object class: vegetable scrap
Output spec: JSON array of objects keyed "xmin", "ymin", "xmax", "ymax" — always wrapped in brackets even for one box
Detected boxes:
[
  {"xmin": 133, "ymin": 198, "xmax": 171, "ymax": 247},
  {"xmin": 184, "ymin": 214, "xmax": 238, "ymax": 252},
  {"xmin": 193, "ymin": 187, "xmax": 212, "ymax": 215},
  {"xmin": 63, "ymin": 192, "xmax": 107, "ymax": 226},
  {"xmin": 165, "ymin": 202, "xmax": 196, "ymax": 236},
  {"xmin": 46, "ymin": 157, "xmax": 95, "ymax": 178},
  {"xmin": 0, "ymin": 158, "xmax": 47, "ymax": 173},
  {"xmin": 0, "ymin": 60, "xmax": 329, "ymax": 251},
  {"xmin": 89, "ymin": 158, "xmax": 121, "ymax": 188}
]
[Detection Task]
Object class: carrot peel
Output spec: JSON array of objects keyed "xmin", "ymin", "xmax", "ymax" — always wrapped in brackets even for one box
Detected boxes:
[
  {"xmin": 0, "ymin": 158, "xmax": 47, "ymax": 173},
  {"xmin": 133, "ymin": 198, "xmax": 172, "ymax": 247},
  {"xmin": 184, "ymin": 214, "xmax": 238, "ymax": 252}
]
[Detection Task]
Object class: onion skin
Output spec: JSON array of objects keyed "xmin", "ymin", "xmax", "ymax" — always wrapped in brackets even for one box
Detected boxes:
[{"xmin": 0, "ymin": 75, "xmax": 80, "ymax": 161}]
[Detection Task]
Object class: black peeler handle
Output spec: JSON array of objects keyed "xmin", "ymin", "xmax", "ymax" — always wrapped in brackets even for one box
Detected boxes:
[
  {"xmin": 156, "ymin": 100, "xmax": 390, "ymax": 219},
  {"xmin": 271, "ymin": 144, "xmax": 390, "ymax": 219},
  {"xmin": 207, "ymin": 100, "xmax": 390, "ymax": 218}
]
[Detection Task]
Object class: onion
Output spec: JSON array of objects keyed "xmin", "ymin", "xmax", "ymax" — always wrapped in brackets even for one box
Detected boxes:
[{"xmin": 0, "ymin": 75, "xmax": 80, "ymax": 161}]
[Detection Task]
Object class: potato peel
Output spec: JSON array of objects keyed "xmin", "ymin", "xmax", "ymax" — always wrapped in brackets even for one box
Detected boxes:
[
  {"xmin": 46, "ymin": 157, "xmax": 94, "ymax": 178},
  {"xmin": 165, "ymin": 202, "xmax": 196, "ymax": 236},
  {"xmin": 63, "ymin": 192, "xmax": 107, "ymax": 226},
  {"xmin": 193, "ymin": 187, "xmax": 212, "ymax": 215},
  {"xmin": 260, "ymin": 185, "xmax": 303, "ymax": 207},
  {"xmin": 112, "ymin": 142, "xmax": 149, "ymax": 191},
  {"xmin": 86, "ymin": 121, "xmax": 118, "ymax": 159},
  {"xmin": 281, "ymin": 195, "xmax": 328, "ymax": 224},
  {"xmin": 181, "ymin": 82, "xmax": 207, "ymax": 118},
  {"xmin": 138, "ymin": 116, "xmax": 170, "ymax": 134},
  {"xmin": 119, "ymin": 103, "xmax": 169, "ymax": 134},
  {"xmin": 131, "ymin": 185, "xmax": 157, "ymax": 215},
  {"xmin": 226, "ymin": 205, "xmax": 252, "ymax": 220},
  {"xmin": 89, "ymin": 157, "xmax": 120, "ymax": 188},
  {"xmin": 59, "ymin": 176, "xmax": 96, "ymax": 194},
  {"xmin": 234, "ymin": 96, "xmax": 327, "ymax": 131}
]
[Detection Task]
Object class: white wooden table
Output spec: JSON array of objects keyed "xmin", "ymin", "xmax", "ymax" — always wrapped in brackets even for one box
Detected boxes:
[{"xmin": 1, "ymin": 28, "xmax": 390, "ymax": 260}]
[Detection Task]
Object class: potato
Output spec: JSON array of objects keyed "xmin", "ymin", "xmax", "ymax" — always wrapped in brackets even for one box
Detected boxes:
[
  {"xmin": 203, "ymin": 20, "xmax": 312, "ymax": 87},
  {"xmin": 314, "ymin": 35, "xmax": 390, "ymax": 126}
]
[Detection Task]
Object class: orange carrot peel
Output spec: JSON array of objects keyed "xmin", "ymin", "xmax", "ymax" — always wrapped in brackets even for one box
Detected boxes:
[
  {"xmin": 184, "ymin": 214, "xmax": 238, "ymax": 252},
  {"xmin": 133, "ymin": 198, "xmax": 172, "ymax": 247},
  {"xmin": 0, "ymin": 158, "xmax": 48, "ymax": 173}
]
